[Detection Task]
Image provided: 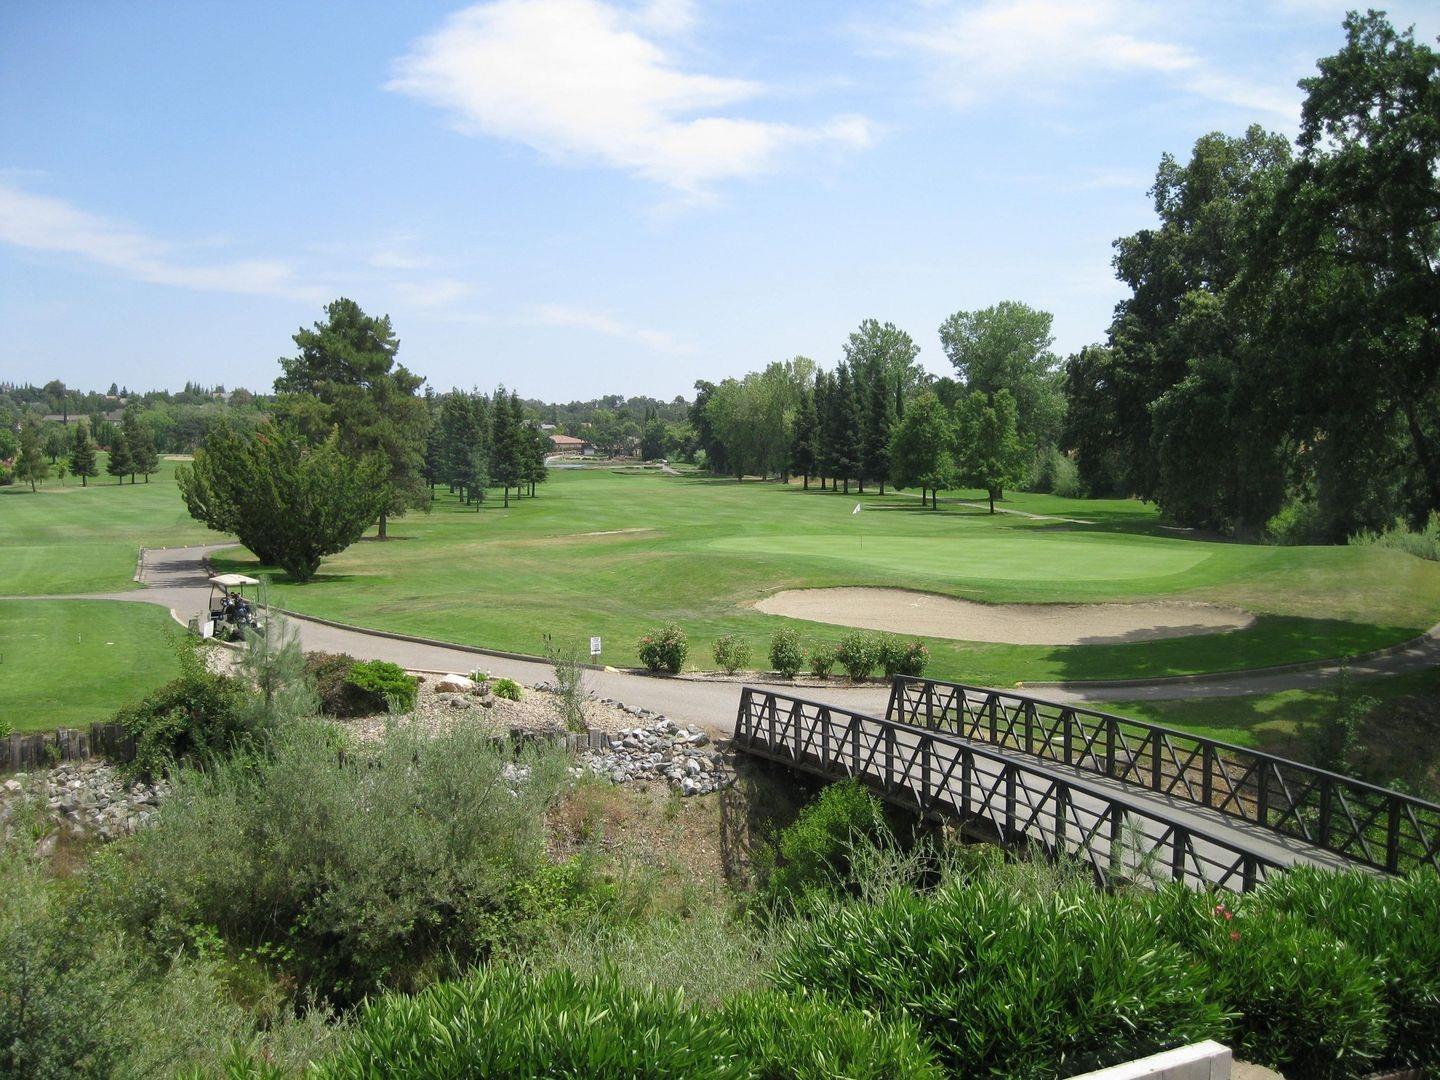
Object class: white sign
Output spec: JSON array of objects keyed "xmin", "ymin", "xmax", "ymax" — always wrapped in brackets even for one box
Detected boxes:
[{"xmin": 590, "ymin": 636, "xmax": 602, "ymax": 657}]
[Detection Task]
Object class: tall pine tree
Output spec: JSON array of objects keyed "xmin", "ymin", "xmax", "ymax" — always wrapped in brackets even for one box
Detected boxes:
[
  {"xmin": 68, "ymin": 418, "xmax": 98, "ymax": 487},
  {"xmin": 106, "ymin": 429, "xmax": 132, "ymax": 484}
]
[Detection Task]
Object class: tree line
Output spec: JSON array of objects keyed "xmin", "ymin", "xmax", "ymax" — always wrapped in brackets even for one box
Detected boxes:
[
  {"xmin": 690, "ymin": 307, "xmax": 1061, "ymax": 511},
  {"xmin": 1062, "ymin": 12, "xmax": 1438, "ymax": 541},
  {"xmin": 424, "ymin": 385, "xmax": 549, "ymax": 509}
]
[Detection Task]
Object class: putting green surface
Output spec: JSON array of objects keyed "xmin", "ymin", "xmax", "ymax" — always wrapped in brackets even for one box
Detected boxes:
[
  {"xmin": 0, "ymin": 601, "xmax": 181, "ymax": 731},
  {"xmin": 202, "ymin": 470, "xmax": 1440, "ymax": 685}
]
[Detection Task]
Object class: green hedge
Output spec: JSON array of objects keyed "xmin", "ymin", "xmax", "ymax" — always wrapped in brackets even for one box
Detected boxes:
[
  {"xmin": 772, "ymin": 878, "xmax": 1230, "ymax": 1079},
  {"xmin": 299, "ymin": 969, "xmax": 942, "ymax": 1079}
]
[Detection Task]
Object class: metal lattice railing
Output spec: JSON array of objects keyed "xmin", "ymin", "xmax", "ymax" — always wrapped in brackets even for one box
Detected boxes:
[
  {"xmin": 735, "ymin": 687, "xmax": 1286, "ymax": 892},
  {"xmin": 886, "ymin": 676, "xmax": 1440, "ymax": 876}
]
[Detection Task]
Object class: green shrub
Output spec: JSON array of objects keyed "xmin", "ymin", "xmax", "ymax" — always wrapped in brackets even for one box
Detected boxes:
[
  {"xmin": 769, "ymin": 628, "xmax": 805, "ymax": 678},
  {"xmin": 808, "ymin": 644, "xmax": 836, "ymax": 677},
  {"xmin": 1246, "ymin": 868, "xmax": 1440, "ymax": 1075},
  {"xmin": 1211, "ymin": 911, "xmax": 1386, "ymax": 1078},
  {"xmin": 637, "ymin": 623, "xmax": 688, "ymax": 674},
  {"xmin": 303, "ymin": 651, "xmax": 369, "ymax": 717},
  {"xmin": 723, "ymin": 989, "xmax": 943, "ymax": 1080},
  {"xmin": 1350, "ymin": 510, "xmax": 1440, "ymax": 561},
  {"xmin": 312, "ymin": 967, "xmax": 741, "ymax": 1078},
  {"xmin": 344, "ymin": 659, "xmax": 418, "ymax": 713},
  {"xmin": 0, "ymin": 715, "xmax": 11, "ymax": 738},
  {"xmin": 711, "ymin": 634, "xmax": 751, "ymax": 675},
  {"xmin": 490, "ymin": 677, "xmax": 523, "ymax": 701},
  {"xmin": 1268, "ymin": 495, "xmax": 1325, "ymax": 545},
  {"xmin": 878, "ymin": 635, "xmax": 930, "ymax": 677},
  {"xmin": 769, "ymin": 781, "xmax": 889, "ymax": 900},
  {"xmin": 102, "ymin": 721, "xmax": 572, "ymax": 1003},
  {"xmin": 116, "ymin": 637, "xmax": 246, "ymax": 778},
  {"xmin": 772, "ymin": 878, "xmax": 1228, "ymax": 1078},
  {"xmin": 1027, "ymin": 446, "xmax": 1080, "ymax": 498},
  {"xmin": 304, "ymin": 966, "xmax": 939, "ymax": 1080},
  {"xmin": 834, "ymin": 632, "xmax": 881, "ymax": 680}
]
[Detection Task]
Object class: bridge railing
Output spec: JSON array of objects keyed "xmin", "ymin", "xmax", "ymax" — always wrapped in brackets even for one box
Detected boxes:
[
  {"xmin": 886, "ymin": 676, "xmax": 1440, "ymax": 876},
  {"xmin": 735, "ymin": 687, "xmax": 1284, "ymax": 893}
]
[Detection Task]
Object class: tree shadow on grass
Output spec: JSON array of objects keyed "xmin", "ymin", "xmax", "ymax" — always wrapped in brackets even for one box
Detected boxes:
[{"xmin": 1044, "ymin": 613, "xmax": 1424, "ymax": 685}]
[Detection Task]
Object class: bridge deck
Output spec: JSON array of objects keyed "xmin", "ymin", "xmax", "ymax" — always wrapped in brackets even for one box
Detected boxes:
[{"xmin": 735, "ymin": 688, "xmax": 1368, "ymax": 892}]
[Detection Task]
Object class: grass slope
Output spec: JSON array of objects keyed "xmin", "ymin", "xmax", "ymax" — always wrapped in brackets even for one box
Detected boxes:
[
  {"xmin": 0, "ymin": 600, "xmax": 181, "ymax": 731},
  {"xmin": 0, "ymin": 455, "xmax": 217, "ymax": 595},
  {"xmin": 207, "ymin": 469, "xmax": 1440, "ymax": 685}
]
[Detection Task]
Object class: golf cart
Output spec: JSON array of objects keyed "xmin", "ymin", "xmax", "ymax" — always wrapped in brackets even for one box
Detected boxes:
[{"xmin": 203, "ymin": 573, "xmax": 266, "ymax": 642}]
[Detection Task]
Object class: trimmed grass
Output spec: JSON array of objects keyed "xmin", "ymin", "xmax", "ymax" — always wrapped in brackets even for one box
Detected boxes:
[
  {"xmin": 0, "ymin": 455, "xmax": 217, "ymax": 595},
  {"xmin": 205, "ymin": 470, "xmax": 1440, "ymax": 685},
  {"xmin": 0, "ymin": 600, "xmax": 182, "ymax": 731}
]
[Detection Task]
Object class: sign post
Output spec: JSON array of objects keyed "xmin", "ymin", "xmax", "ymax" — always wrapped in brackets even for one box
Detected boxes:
[{"xmin": 590, "ymin": 636, "xmax": 602, "ymax": 659}]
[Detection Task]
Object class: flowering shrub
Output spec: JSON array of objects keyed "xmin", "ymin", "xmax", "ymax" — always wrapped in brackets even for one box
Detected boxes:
[
  {"xmin": 637, "ymin": 623, "xmax": 688, "ymax": 674},
  {"xmin": 834, "ymin": 633, "xmax": 881, "ymax": 681},
  {"xmin": 769, "ymin": 628, "xmax": 805, "ymax": 678},
  {"xmin": 711, "ymin": 634, "xmax": 751, "ymax": 675},
  {"xmin": 879, "ymin": 636, "xmax": 930, "ymax": 678},
  {"xmin": 808, "ymin": 644, "xmax": 837, "ymax": 678}
]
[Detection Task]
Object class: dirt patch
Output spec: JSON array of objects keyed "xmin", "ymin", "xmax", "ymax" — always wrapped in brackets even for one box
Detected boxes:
[{"xmin": 755, "ymin": 587, "xmax": 1254, "ymax": 646}]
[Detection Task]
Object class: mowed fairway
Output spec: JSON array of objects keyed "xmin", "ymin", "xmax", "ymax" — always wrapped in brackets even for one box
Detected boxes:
[
  {"xmin": 0, "ymin": 455, "xmax": 217, "ymax": 595},
  {"xmin": 0, "ymin": 601, "xmax": 181, "ymax": 730},
  {"xmin": 207, "ymin": 469, "xmax": 1440, "ymax": 685}
]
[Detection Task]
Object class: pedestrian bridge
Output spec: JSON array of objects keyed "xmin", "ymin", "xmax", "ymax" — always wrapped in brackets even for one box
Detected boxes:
[{"xmin": 733, "ymin": 676, "xmax": 1440, "ymax": 891}]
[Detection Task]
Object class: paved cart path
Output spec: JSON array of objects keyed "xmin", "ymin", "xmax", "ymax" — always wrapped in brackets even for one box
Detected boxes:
[{"xmin": 9, "ymin": 544, "xmax": 1438, "ymax": 733}]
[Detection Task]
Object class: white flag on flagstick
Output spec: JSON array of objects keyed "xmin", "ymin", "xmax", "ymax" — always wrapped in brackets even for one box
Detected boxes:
[{"xmin": 852, "ymin": 503, "xmax": 862, "ymax": 515}]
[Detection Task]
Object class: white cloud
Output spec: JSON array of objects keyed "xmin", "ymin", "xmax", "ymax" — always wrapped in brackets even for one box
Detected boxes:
[
  {"xmin": 528, "ymin": 301, "xmax": 687, "ymax": 352},
  {"xmin": 387, "ymin": 0, "xmax": 872, "ymax": 194},
  {"xmin": 883, "ymin": 0, "xmax": 1299, "ymax": 120},
  {"xmin": 0, "ymin": 181, "xmax": 327, "ymax": 302}
]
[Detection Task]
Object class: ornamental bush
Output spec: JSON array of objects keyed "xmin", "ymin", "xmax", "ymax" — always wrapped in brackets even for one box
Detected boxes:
[
  {"xmin": 344, "ymin": 660, "xmax": 418, "ymax": 713},
  {"xmin": 304, "ymin": 651, "xmax": 373, "ymax": 717},
  {"xmin": 492, "ymin": 677, "xmax": 523, "ymax": 701},
  {"xmin": 834, "ymin": 632, "xmax": 881, "ymax": 680},
  {"xmin": 769, "ymin": 627, "xmax": 805, "ymax": 678},
  {"xmin": 116, "ymin": 637, "xmax": 245, "ymax": 778},
  {"xmin": 878, "ymin": 636, "xmax": 930, "ymax": 677},
  {"xmin": 711, "ymin": 634, "xmax": 751, "ymax": 675},
  {"xmin": 772, "ymin": 877, "xmax": 1228, "ymax": 1078},
  {"xmin": 808, "ymin": 644, "xmax": 837, "ymax": 677},
  {"xmin": 1244, "ymin": 868, "xmax": 1440, "ymax": 1075},
  {"xmin": 637, "ymin": 623, "xmax": 688, "ymax": 674},
  {"xmin": 294, "ymin": 968, "xmax": 942, "ymax": 1080}
]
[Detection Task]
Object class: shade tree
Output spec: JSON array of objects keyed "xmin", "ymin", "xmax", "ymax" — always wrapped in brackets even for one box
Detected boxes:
[
  {"xmin": 889, "ymin": 391, "xmax": 956, "ymax": 508},
  {"xmin": 176, "ymin": 421, "xmax": 387, "ymax": 582},
  {"xmin": 275, "ymin": 298, "xmax": 429, "ymax": 539}
]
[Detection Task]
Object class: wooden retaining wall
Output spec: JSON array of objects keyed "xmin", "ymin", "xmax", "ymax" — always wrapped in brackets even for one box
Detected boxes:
[{"xmin": 1, "ymin": 722, "xmax": 136, "ymax": 774}]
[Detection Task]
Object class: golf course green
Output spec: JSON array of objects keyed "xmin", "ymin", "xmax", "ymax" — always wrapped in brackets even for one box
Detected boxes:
[{"xmin": 186, "ymin": 468, "xmax": 1439, "ymax": 686}]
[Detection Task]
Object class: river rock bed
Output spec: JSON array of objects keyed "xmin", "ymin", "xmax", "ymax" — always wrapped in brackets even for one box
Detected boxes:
[
  {"xmin": 1, "ymin": 761, "xmax": 169, "ymax": 844},
  {"xmin": 575, "ymin": 717, "xmax": 733, "ymax": 796}
]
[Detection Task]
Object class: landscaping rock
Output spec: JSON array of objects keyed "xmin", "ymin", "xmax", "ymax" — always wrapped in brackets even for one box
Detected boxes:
[
  {"xmin": 0, "ymin": 760, "xmax": 170, "ymax": 846},
  {"xmin": 434, "ymin": 673, "xmax": 475, "ymax": 693},
  {"xmin": 574, "ymin": 718, "xmax": 734, "ymax": 796}
]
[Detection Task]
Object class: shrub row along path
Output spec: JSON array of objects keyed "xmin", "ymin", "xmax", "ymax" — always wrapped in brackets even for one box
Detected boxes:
[{"xmin": 12, "ymin": 544, "xmax": 1440, "ymax": 736}]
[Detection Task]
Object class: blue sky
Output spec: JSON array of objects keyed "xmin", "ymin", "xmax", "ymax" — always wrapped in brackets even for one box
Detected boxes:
[{"xmin": 2, "ymin": 1, "xmax": 1436, "ymax": 400}]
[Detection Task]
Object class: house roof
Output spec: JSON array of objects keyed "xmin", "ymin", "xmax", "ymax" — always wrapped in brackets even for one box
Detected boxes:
[{"xmin": 548, "ymin": 434, "xmax": 588, "ymax": 446}]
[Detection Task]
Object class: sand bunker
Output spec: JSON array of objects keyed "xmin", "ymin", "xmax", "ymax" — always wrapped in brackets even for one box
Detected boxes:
[{"xmin": 755, "ymin": 587, "xmax": 1254, "ymax": 646}]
